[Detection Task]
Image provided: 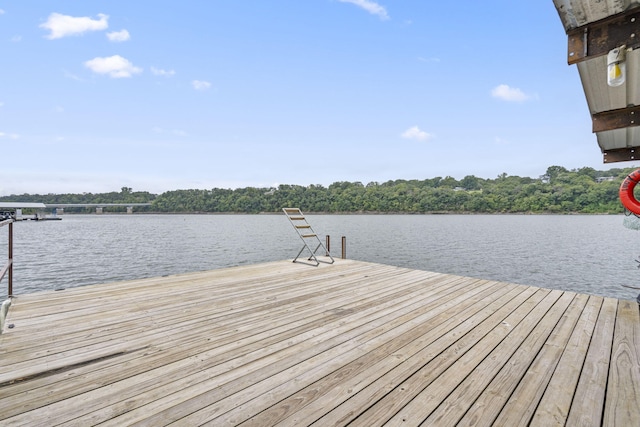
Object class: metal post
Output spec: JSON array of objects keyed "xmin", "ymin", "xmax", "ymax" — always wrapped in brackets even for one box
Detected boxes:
[
  {"xmin": 341, "ymin": 236, "xmax": 346, "ymax": 259},
  {"xmin": 325, "ymin": 235, "xmax": 330, "ymax": 256},
  {"xmin": 8, "ymin": 221, "xmax": 13, "ymax": 297}
]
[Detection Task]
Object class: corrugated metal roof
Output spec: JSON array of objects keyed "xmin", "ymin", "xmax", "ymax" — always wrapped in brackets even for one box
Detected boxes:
[
  {"xmin": 553, "ymin": 0, "xmax": 640, "ymax": 162},
  {"xmin": 554, "ymin": 0, "xmax": 637, "ymax": 31}
]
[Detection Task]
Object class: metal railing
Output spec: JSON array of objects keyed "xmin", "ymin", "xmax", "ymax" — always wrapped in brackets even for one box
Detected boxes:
[{"xmin": 0, "ymin": 218, "xmax": 14, "ymax": 298}]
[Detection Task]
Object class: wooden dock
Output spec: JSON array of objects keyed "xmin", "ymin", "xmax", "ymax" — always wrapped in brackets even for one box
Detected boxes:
[{"xmin": 0, "ymin": 259, "xmax": 638, "ymax": 426}]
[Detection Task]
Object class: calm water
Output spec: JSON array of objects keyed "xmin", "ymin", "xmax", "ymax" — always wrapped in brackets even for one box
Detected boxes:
[{"xmin": 1, "ymin": 214, "xmax": 640, "ymax": 301}]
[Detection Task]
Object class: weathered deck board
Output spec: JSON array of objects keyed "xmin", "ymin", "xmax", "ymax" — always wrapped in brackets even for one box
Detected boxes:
[
  {"xmin": 0, "ymin": 259, "xmax": 638, "ymax": 426},
  {"xmin": 604, "ymin": 299, "xmax": 640, "ymax": 426},
  {"xmin": 565, "ymin": 297, "xmax": 617, "ymax": 426}
]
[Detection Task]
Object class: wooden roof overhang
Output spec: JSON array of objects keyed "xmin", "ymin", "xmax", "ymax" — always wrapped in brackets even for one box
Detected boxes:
[{"xmin": 554, "ymin": 0, "xmax": 640, "ymax": 162}]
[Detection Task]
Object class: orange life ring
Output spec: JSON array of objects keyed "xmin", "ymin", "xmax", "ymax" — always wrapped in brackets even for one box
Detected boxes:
[{"xmin": 620, "ymin": 169, "xmax": 640, "ymax": 214}]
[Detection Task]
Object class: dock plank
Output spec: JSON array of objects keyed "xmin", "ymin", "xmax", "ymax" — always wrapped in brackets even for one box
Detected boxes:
[
  {"xmin": 0, "ymin": 259, "xmax": 637, "ymax": 426},
  {"xmin": 493, "ymin": 291, "xmax": 590, "ymax": 426},
  {"xmin": 566, "ymin": 297, "xmax": 617, "ymax": 426},
  {"xmin": 248, "ymin": 283, "xmax": 527, "ymax": 427},
  {"xmin": 603, "ymin": 299, "xmax": 640, "ymax": 426},
  {"xmin": 312, "ymin": 287, "xmax": 550, "ymax": 427},
  {"xmin": 0, "ymin": 264, "xmax": 416, "ymax": 361},
  {"xmin": 530, "ymin": 295, "xmax": 603, "ymax": 426},
  {"xmin": 198, "ymin": 281, "xmax": 505, "ymax": 426},
  {"xmin": 92, "ymin": 277, "xmax": 486, "ymax": 426},
  {"xmin": 457, "ymin": 294, "xmax": 596, "ymax": 427},
  {"xmin": 380, "ymin": 290, "xmax": 572, "ymax": 426},
  {"xmin": 1, "ymin": 267, "xmax": 434, "ymax": 418},
  {"xmin": 425, "ymin": 293, "xmax": 590, "ymax": 427}
]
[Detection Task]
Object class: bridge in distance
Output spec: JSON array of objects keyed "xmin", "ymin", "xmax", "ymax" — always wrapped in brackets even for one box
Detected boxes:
[
  {"xmin": 1, "ymin": 202, "xmax": 152, "ymax": 219},
  {"xmin": 44, "ymin": 203, "xmax": 152, "ymax": 214}
]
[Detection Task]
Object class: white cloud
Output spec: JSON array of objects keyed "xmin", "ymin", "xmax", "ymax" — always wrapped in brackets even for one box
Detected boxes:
[
  {"xmin": 418, "ymin": 56, "xmax": 440, "ymax": 63},
  {"xmin": 192, "ymin": 80, "xmax": 211, "ymax": 90},
  {"xmin": 151, "ymin": 67, "xmax": 176, "ymax": 77},
  {"xmin": 401, "ymin": 126, "xmax": 433, "ymax": 142},
  {"xmin": 491, "ymin": 84, "xmax": 530, "ymax": 102},
  {"xmin": 338, "ymin": 0, "xmax": 389, "ymax": 20},
  {"xmin": 10, "ymin": 35, "xmax": 22, "ymax": 42},
  {"xmin": 0, "ymin": 132, "xmax": 20, "ymax": 140},
  {"xmin": 84, "ymin": 55, "xmax": 142, "ymax": 78},
  {"xmin": 106, "ymin": 29, "xmax": 130, "ymax": 42},
  {"xmin": 40, "ymin": 13, "xmax": 109, "ymax": 39},
  {"xmin": 0, "ymin": 9, "xmax": 5, "ymax": 15},
  {"xmin": 0, "ymin": 102, "xmax": 3, "ymax": 107}
]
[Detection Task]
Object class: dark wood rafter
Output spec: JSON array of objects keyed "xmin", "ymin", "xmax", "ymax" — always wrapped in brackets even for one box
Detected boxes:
[
  {"xmin": 603, "ymin": 147, "xmax": 638, "ymax": 163},
  {"xmin": 567, "ymin": 8, "xmax": 640, "ymax": 65},
  {"xmin": 592, "ymin": 105, "xmax": 640, "ymax": 132}
]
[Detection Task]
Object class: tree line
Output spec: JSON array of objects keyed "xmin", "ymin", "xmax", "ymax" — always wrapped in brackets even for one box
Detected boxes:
[{"xmin": 0, "ymin": 166, "xmax": 635, "ymax": 214}]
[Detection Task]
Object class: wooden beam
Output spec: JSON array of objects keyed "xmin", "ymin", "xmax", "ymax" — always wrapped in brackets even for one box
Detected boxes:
[
  {"xmin": 567, "ymin": 9, "xmax": 640, "ymax": 65},
  {"xmin": 592, "ymin": 105, "xmax": 640, "ymax": 133},
  {"xmin": 603, "ymin": 147, "xmax": 639, "ymax": 163}
]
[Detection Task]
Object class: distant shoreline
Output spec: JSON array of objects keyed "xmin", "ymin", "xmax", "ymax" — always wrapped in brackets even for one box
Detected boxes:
[{"xmin": 49, "ymin": 211, "xmax": 622, "ymax": 216}]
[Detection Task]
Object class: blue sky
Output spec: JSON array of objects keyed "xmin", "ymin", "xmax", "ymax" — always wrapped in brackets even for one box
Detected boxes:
[{"xmin": 0, "ymin": 1, "xmax": 632, "ymax": 195}]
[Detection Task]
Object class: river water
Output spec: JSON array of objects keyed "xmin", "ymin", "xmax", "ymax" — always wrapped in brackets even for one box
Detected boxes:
[{"xmin": 2, "ymin": 214, "xmax": 640, "ymax": 301}]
